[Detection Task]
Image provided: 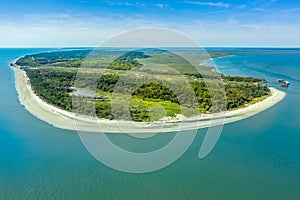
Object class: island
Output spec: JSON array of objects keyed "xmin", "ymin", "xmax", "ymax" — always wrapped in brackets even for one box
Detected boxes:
[{"xmin": 11, "ymin": 48, "xmax": 286, "ymax": 133}]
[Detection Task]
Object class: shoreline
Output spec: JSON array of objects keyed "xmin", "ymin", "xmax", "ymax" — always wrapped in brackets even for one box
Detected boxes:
[{"xmin": 12, "ymin": 61, "xmax": 286, "ymax": 133}]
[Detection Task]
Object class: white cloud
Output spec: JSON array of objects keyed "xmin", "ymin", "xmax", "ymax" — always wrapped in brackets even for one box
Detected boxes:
[
  {"xmin": 184, "ymin": 1, "xmax": 230, "ymax": 8},
  {"xmin": 105, "ymin": 1, "xmax": 168, "ymax": 9},
  {"xmin": 152, "ymin": 4, "xmax": 168, "ymax": 9},
  {"xmin": 1, "ymin": 8, "xmax": 300, "ymax": 47},
  {"xmin": 105, "ymin": 1, "xmax": 145, "ymax": 7}
]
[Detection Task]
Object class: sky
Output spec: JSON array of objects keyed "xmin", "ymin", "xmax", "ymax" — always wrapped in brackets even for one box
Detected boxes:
[{"xmin": 0, "ymin": 0, "xmax": 300, "ymax": 47}]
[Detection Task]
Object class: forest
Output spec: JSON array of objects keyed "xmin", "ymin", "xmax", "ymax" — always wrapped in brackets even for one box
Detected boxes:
[{"xmin": 17, "ymin": 49, "xmax": 270, "ymax": 122}]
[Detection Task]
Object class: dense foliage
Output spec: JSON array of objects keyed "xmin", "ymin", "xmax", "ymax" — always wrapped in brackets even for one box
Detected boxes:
[
  {"xmin": 109, "ymin": 51, "xmax": 151, "ymax": 70},
  {"xmin": 17, "ymin": 49, "xmax": 270, "ymax": 122},
  {"xmin": 23, "ymin": 68, "xmax": 76, "ymax": 110},
  {"xmin": 16, "ymin": 50, "xmax": 90, "ymax": 67}
]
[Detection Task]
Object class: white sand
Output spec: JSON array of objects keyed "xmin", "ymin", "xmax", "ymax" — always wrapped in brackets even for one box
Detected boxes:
[{"xmin": 12, "ymin": 64, "xmax": 286, "ymax": 133}]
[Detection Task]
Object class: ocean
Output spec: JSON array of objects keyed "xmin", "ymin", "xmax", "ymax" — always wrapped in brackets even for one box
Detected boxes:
[{"xmin": 0, "ymin": 48, "xmax": 300, "ymax": 199}]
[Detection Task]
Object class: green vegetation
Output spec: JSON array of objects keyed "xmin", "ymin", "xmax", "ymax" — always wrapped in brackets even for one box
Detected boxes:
[
  {"xmin": 16, "ymin": 49, "xmax": 270, "ymax": 122},
  {"xmin": 109, "ymin": 51, "xmax": 150, "ymax": 70},
  {"xmin": 16, "ymin": 50, "xmax": 90, "ymax": 68},
  {"xmin": 23, "ymin": 68, "xmax": 76, "ymax": 110}
]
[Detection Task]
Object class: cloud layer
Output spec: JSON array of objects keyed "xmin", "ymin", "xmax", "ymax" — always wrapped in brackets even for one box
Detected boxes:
[{"xmin": 0, "ymin": 0, "xmax": 299, "ymax": 47}]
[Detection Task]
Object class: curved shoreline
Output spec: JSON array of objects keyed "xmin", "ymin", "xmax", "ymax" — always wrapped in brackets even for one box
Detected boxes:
[{"xmin": 12, "ymin": 62, "xmax": 286, "ymax": 133}]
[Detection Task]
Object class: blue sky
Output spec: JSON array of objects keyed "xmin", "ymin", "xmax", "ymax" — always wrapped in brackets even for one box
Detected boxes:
[{"xmin": 0, "ymin": 0, "xmax": 299, "ymax": 47}]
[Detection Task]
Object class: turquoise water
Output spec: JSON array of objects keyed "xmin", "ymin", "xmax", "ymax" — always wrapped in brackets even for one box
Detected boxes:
[{"xmin": 1, "ymin": 49, "xmax": 300, "ymax": 199}]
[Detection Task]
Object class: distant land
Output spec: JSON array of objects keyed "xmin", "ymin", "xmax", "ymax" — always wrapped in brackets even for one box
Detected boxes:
[{"xmin": 11, "ymin": 48, "xmax": 286, "ymax": 133}]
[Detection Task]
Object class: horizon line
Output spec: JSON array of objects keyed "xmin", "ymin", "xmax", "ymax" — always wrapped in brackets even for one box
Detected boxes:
[{"xmin": 1, "ymin": 46, "xmax": 300, "ymax": 49}]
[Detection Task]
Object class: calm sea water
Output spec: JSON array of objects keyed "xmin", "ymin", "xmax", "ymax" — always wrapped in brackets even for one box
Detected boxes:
[{"xmin": 1, "ymin": 49, "xmax": 300, "ymax": 199}]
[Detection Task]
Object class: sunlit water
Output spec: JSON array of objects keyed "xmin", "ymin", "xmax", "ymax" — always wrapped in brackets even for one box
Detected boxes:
[{"xmin": 0, "ymin": 49, "xmax": 300, "ymax": 199}]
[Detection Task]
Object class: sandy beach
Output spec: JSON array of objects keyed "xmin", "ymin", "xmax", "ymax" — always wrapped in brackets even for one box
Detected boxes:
[{"xmin": 12, "ymin": 64, "xmax": 286, "ymax": 133}]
